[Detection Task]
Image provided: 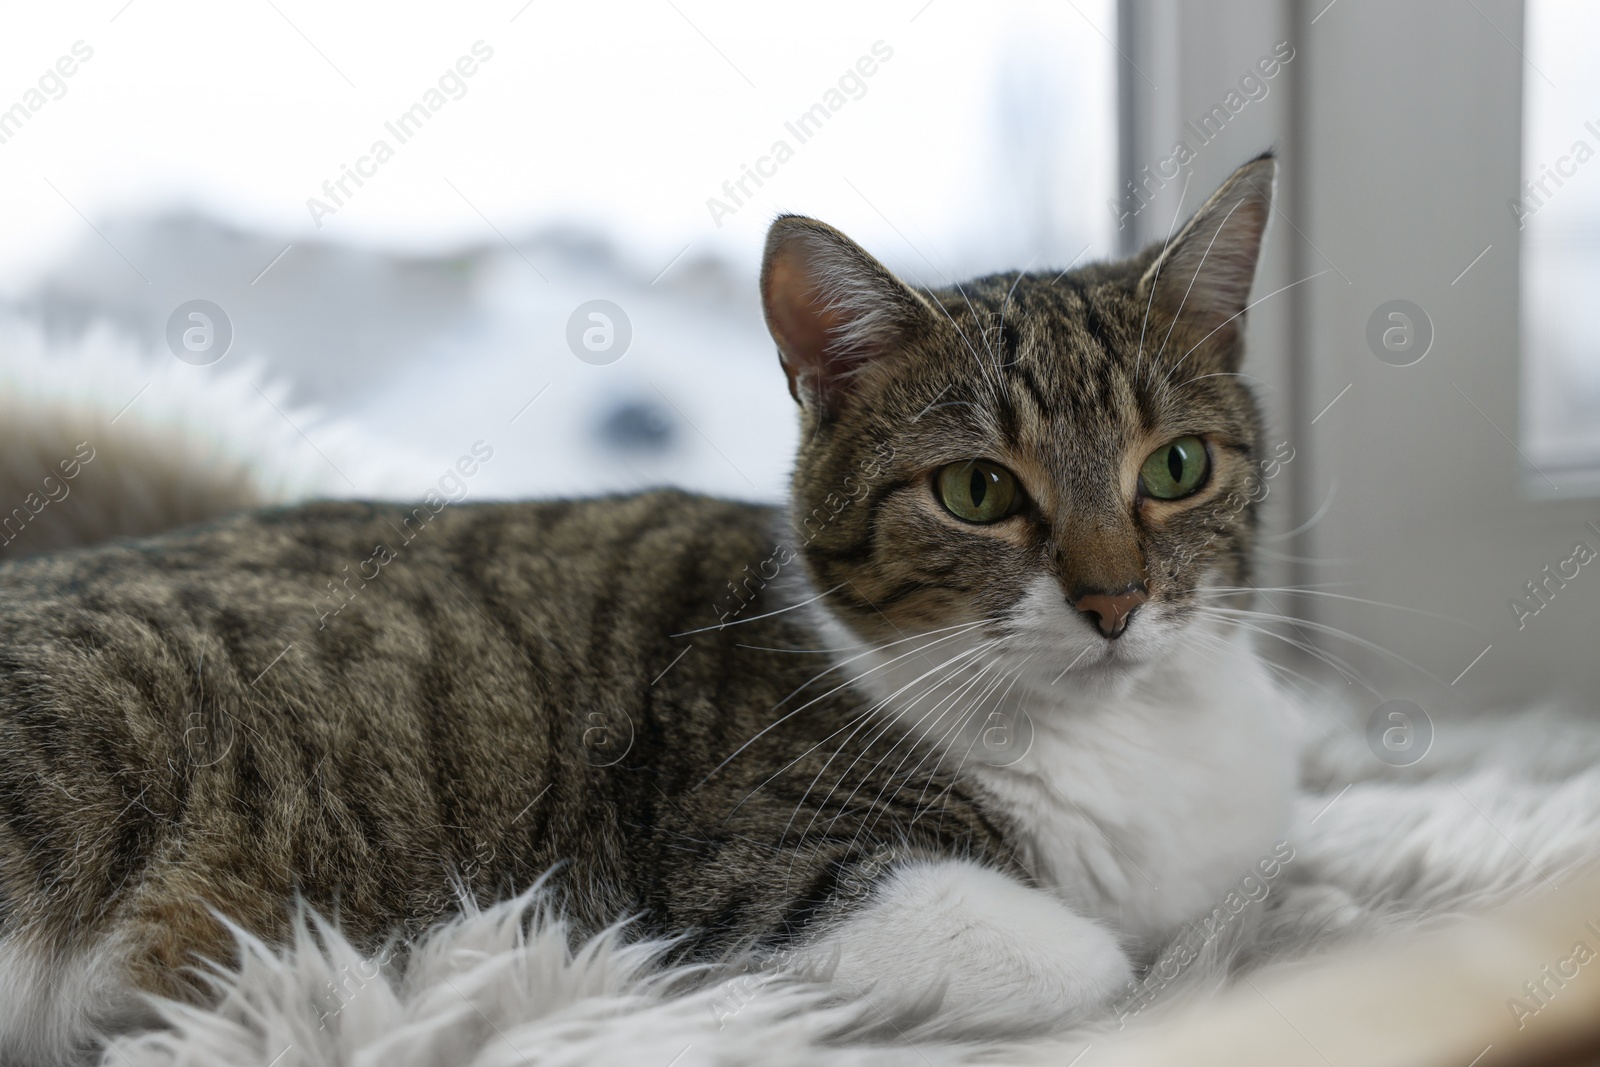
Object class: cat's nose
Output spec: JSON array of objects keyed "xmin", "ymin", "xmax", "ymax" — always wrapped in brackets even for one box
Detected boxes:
[{"xmin": 1071, "ymin": 586, "xmax": 1149, "ymax": 639}]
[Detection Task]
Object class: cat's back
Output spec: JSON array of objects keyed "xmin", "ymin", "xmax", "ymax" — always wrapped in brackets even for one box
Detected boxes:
[
  {"xmin": 0, "ymin": 486, "xmax": 769, "ymax": 589},
  {"xmin": 0, "ymin": 489, "xmax": 776, "ymax": 650},
  {"xmin": 0, "ymin": 490, "xmax": 796, "ymax": 965},
  {"xmin": 0, "ymin": 488, "xmax": 788, "ymax": 811}
]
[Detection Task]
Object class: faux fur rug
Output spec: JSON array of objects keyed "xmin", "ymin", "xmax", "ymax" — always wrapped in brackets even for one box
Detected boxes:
[{"xmin": 97, "ymin": 701, "xmax": 1600, "ymax": 1067}]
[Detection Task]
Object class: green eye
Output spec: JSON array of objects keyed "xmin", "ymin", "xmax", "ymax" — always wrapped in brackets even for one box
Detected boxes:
[
  {"xmin": 936, "ymin": 461, "xmax": 1020, "ymax": 523},
  {"xmin": 1140, "ymin": 436, "xmax": 1209, "ymax": 500}
]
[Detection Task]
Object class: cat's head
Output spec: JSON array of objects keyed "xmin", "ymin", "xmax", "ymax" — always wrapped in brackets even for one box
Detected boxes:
[{"xmin": 760, "ymin": 154, "xmax": 1277, "ymax": 692}]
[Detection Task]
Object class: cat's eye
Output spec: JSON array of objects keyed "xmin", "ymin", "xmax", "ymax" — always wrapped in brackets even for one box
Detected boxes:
[
  {"xmin": 936, "ymin": 461, "xmax": 1020, "ymax": 523},
  {"xmin": 1139, "ymin": 436, "xmax": 1209, "ymax": 500}
]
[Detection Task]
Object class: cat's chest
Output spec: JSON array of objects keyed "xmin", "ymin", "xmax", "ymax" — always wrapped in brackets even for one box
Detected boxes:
[
  {"xmin": 804, "ymin": 598, "xmax": 1300, "ymax": 945},
  {"xmin": 970, "ymin": 653, "xmax": 1298, "ymax": 944}
]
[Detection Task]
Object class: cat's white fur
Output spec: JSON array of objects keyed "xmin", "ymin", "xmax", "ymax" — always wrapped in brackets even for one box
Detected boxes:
[
  {"xmin": 0, "ymin": 931, "xmax": 152, "ymax": 1067},
  {"xmin": 817, "ymin": 859, "xmax": 1133, "ymax": 1036},
  {"xmin": 802, "ymin": 574, "xmax": 1300, "ymax": 1027}
]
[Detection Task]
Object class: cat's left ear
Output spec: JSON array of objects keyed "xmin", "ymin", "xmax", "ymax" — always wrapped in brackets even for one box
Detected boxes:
[
  {"xmin": 1138, "ymin": 152, "xmax": 1275, "ymax": 367},
  {"xmin": 761, "ymin": 216, "xmax": 932, "ymax": 414}
]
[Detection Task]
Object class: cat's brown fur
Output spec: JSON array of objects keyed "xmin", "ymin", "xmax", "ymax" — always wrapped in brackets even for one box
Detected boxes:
[
  {"xmin": 0, "ymin": 496, "xmax": 1013, "ymax": 1014},
  {"xmin": 0, "ymin": 155, "xmax": 1276, "ymax": 1061}
]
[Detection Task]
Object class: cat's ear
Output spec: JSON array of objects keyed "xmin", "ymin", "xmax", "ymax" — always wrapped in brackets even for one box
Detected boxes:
[
  {"xmin": 761, "ymin": 216, "xmax": 931, "ymax": 413},
  {"xmin": 1137, "ymin": 153, "xmax": 1275, "ymax": 366}
]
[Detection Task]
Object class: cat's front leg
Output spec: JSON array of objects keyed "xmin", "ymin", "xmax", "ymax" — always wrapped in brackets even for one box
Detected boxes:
[{"xmin": 799, "ymin": 858, "xmax": 1132, "ymax": 1036}]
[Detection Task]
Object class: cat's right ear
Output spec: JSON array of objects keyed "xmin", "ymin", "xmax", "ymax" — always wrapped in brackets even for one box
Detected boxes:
[
  {"xmin": 1136, "ymin": 153, "xmax": 1275, "ymax": 369},
  {"xmin": 760, "ymin": 216, "xmax": 931, "ymax": 414}
]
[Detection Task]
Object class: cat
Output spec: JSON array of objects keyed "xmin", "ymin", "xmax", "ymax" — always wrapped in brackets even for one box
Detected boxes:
[{"xmin": 0, "ymin": 153, "xmax": 1296, "ymax": 1065}]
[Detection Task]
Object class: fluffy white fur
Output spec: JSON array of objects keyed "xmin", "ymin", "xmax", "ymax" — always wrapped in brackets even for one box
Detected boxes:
[
  {"xmin": 92, "ymin": 705, "xmax": 1600, "ymax": 1065},
  {"xmin": 0, "ymin": 316, "xmax": 422, "ymax": 503},
  {"xmin": 103, "ymin": 885, "xmax": 976, "ymax": 1067},
  {"xmin": 806, "ymin": 859, "xmax": 1133, "ymax": 1037}
]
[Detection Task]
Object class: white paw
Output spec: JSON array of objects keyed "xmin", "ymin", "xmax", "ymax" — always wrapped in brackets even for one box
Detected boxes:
[{"xmin": 803, "ymin": 859, "xmax": 1132, "ymax": 1036}]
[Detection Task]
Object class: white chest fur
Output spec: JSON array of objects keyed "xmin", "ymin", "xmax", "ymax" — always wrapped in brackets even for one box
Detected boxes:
[
  {"xmin": 966, "ymin": 638, "xmax": 1298, "ymax": 943},
  {"xmin": 809, "ymin": 602, "xmax": 1300, "ymax": 948}
]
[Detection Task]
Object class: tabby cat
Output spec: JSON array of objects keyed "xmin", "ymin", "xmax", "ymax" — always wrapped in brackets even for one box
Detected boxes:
[{"xmin": 0, "ymin": 155, "xmax": 1296, "ymax": 1064}]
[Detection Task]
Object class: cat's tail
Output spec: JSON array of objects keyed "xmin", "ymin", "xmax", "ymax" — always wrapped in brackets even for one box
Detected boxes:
[
  {"xmin": 0, "ymin": 397, "xmax": 268, "ymax": 559},
  {"xmin": 0, "ymin": 319, "xmax": 366, "ymax": 560}
]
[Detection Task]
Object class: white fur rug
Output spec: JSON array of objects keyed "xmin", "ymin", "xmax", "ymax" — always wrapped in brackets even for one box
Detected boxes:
[{"xmin": 97, "ymin": 701, "xmax": 1600, "ymax": 1067}]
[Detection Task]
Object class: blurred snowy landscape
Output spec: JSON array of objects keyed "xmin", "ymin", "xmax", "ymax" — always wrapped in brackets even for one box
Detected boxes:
[
  {"xmin": 6, "ymin": 215, "xmax": 797, "ymax": 502},
  {"xmin": 0, "ymin": 0, "xmax": 1115, "ymax": 508}
]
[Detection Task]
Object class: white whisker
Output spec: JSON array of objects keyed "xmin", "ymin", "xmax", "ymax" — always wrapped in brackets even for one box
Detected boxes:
[
  {"xmin": 1165, "ymin": 269, "xmax": 1335, "ymax": 387},
  {"xmin": 838, "ymin": 646, "xmax": 1024, "ymax": 848},
  {"xmin": 672, "ymin": 582, "xmax": 845, "ymax": 636},
  {"xmin": 1177, "ymin": 626, "xmax": 1325, "ymax": 701},
  {"xmin": 697, "ymin": 620, "xmax": 987, "ymax": 788},
  {"xmin": 1208, "ymin": 603, "xmax": 1451, "ymax": 685},
  {"xmin": 779, "ymin": 639, "xmax": 999, "ymax": 875},
  {"xmin": 908, "ymin": 652, "xmax": 1036, "ymax": 810},
  {"xmin": 1263, "ymin": 475, "xmax": 1338, "ymax": 542},
  {"xmin": 794, "ymin": 639, "xmax": 1001, "ymax": 845},
  {"xmin": 921, "ymin": 287, "xmax": 1000, "ymax": 395},
  {"xmin": 1201, "ymin": 585, "xmax": 1472, "ymax": 627},
  {"xmin": 1191, "ymin": 605, "xmax": 1423, "ymax": 694},
  {"xmin": 1134, "ymin": 170, "xmax": 1194, "ymax": 384},
  {"xmin": 1189, "ymin": 606, "xmax": 1375, "ymax": 692},
  {"xmin": 1150, "ymin": 197, "xmax": 1249, "ymax": 368}
]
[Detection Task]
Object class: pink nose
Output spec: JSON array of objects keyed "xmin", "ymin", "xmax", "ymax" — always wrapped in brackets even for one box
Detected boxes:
[{"xmin": 1071, "ymin": 587, "xmax": 1149, "ymax": 638}]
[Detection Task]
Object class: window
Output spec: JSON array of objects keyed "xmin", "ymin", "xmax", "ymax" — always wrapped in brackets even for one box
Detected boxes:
[{"xmin": 1520, "ymin": 0, "xmax": 1600, "ymax": 491}]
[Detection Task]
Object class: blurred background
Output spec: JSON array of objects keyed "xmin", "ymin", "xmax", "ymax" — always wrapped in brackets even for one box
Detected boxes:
[
  {"xmin": 0, "ymin": 0, "xmax": 1112, "ymax": 502},
  {"xmin": 1, "ymin": 0, "xmax": 1598, "ymax": 714}
]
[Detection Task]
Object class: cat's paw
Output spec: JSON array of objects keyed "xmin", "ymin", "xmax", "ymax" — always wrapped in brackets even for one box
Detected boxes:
[{"xmin": 803, "ymin": 859, "xmax": 1132, "ymax": 1037}]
